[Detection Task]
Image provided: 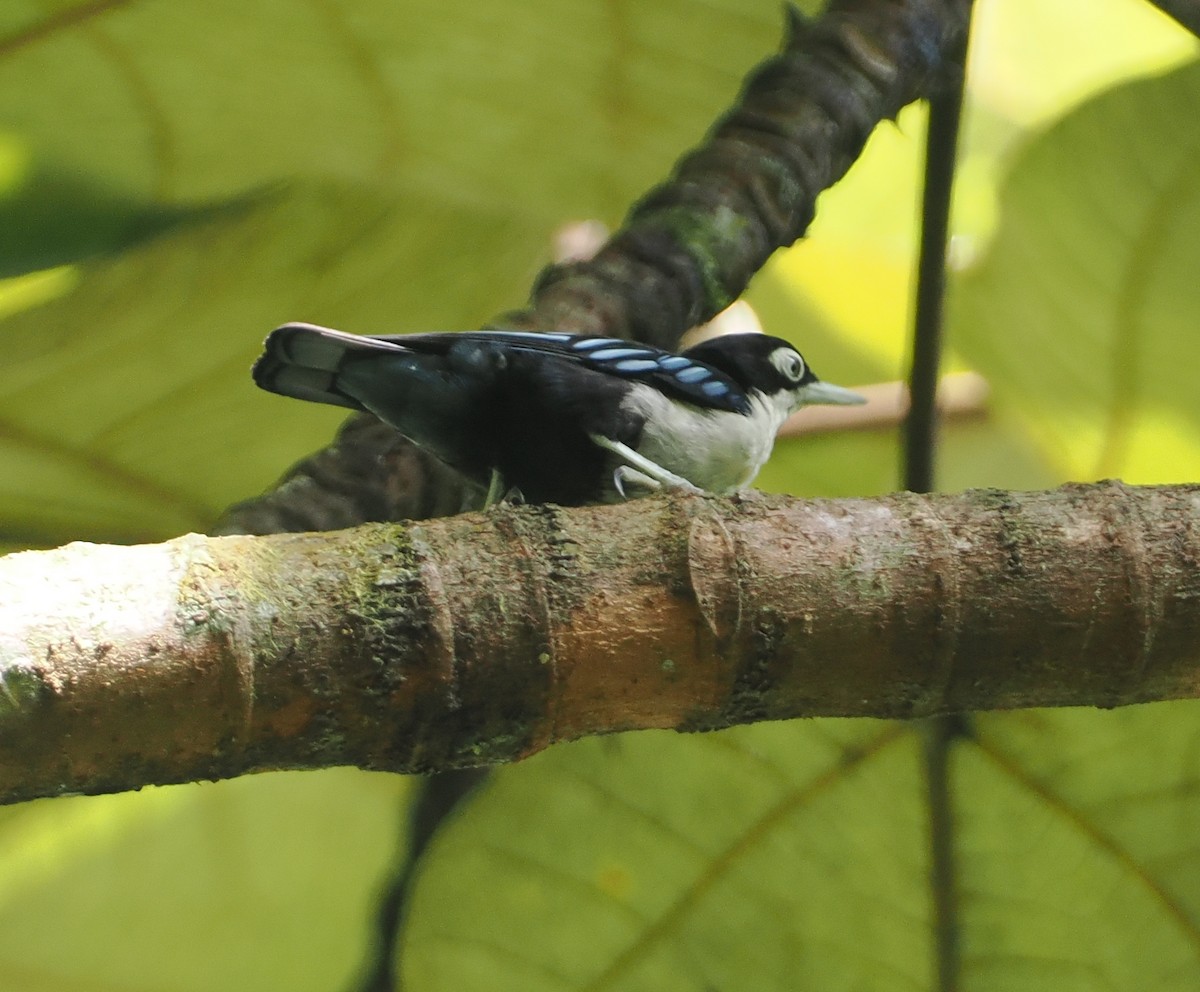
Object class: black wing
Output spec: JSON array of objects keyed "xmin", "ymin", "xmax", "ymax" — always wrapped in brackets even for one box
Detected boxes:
[{"xmin": 379, "ymin": 330, "xmax": 751, "ymax": 414}]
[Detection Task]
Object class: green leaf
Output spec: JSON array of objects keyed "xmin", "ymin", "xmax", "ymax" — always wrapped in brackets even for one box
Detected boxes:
[
  {"xmin": 403, "ymin": 704, "xmax": 1200, "ymax": 991},
  {"xmin": 403, "ymin": 723, "xmax": 930, "ymax": 991},
  {"xmin": 0, "ymin": 769, "xmax": 407, "ymax": 992},
  {"xmin": 958, "ymin": 705, "xmax": 1200, "ymax": 991},
  {"xmin": 0, "ymin": 0, "xmax": 803, "ymax": 274},
  {"xmin": 0, "ymin": 183, "xmax": 544, "ymax": 542},
  {"xmin": 0, "ymin": 139, "xmax": 212, "ymax": 276},
  {"xmin": 951, "ymin": 60, "xmax": 1200, "ymax": 484}
]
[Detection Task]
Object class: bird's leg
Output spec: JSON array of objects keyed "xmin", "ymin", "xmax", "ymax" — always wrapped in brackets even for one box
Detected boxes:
[{"xmin": 588, "ymin": 434, "xmax": 703, "ymax": 496}]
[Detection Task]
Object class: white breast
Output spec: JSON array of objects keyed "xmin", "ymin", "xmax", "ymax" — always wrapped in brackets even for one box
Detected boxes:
[{"xmin": 617, "ymin": 386, "xmax": 793, "ymax": 495}]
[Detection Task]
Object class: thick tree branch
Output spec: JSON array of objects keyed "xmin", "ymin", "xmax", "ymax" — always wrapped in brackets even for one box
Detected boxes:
[
  {"xmin": 502, "ymin": 0, "xmax": 967, "ymax": 345},
  {"xmin": 217, "ymin": 0, "xmax": 973, "ymax": 536},
  {"xmin": 5, "ymin": 481, "xmax": 1200, "ymax": 805}
]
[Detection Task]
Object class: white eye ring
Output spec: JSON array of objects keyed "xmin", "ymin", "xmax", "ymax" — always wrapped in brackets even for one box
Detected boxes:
[{"xmin": 770, "ymin": 348, "xmax": 806, "ymax": 383}]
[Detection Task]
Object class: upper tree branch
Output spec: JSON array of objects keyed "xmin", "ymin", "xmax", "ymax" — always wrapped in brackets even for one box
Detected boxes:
[
  {"xmin": 217, "ymin": 0, "xmax": 973, "ymax": 536},
  {"xmin": 6, "ymin": 482, "xmax": 1200, "ymax": 806},
  {"xmin": 503, "ymin": 0, "xmax": 967, "ymax": 346}
]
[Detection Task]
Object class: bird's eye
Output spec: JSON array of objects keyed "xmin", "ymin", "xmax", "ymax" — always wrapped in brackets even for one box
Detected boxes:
[{"xmin": 770, "ymin": 348, "xmax": 806, "ymax": 383}]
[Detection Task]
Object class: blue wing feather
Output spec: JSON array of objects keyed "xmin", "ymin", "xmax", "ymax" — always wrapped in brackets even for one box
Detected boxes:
[{"xmin": 379, "ymin": 330, "xmax": 751, "ymax": 414}]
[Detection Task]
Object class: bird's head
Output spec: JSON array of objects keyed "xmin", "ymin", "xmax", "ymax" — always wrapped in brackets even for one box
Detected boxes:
[{"xmin": 681, "ymin": 333, "xmax": 865, "ymax": 416}]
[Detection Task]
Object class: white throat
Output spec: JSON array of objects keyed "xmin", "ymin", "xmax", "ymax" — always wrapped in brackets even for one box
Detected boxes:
[{"xmin": 619, "ymin": 386, "xmax": 793, "ymax": 495}]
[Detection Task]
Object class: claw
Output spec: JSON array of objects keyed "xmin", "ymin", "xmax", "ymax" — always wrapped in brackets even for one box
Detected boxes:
[
  {"xmin": 613, "ymin": 466, "xmax": 628, "ymax": 500},
  {"xmin": 613, "ymin": 465, "xmax": 662, "ymax": 500},
  {"xmin": 613, "ymin": 465, "xmax": 657, "ymax": 500}
]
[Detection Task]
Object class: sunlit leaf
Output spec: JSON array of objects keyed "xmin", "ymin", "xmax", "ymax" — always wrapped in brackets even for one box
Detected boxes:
[{"xmin": 952, "ymin": 60, "xmax": 1200, "ymax": 484}]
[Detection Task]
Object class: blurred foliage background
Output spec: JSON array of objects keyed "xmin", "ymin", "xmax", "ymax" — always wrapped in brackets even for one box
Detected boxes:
[{"xmin": 1, "ymin": 0, "xmax": 1199, "ymax": 989}]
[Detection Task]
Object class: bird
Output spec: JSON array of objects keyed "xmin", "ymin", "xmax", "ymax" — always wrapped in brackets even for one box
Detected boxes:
[{"xmin": 252, "ymin": 323, "xmax": 864, "ymax": 507}]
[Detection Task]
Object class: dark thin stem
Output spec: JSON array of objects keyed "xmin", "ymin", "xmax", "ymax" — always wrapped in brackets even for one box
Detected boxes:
[
  {"xmin": 901, "ymin": 8, "xmax": 973, "ymax": 992},
  {"xmin": 353, "ymin": 769, "xmax": 490, "ymax": 992},
  {"xmin": 924, "ymin": 715, "xmax": 969, "ymax": 992},
  {"xmin": 903, "ymin": 31, "xmax": 970, "ymax": 493}
]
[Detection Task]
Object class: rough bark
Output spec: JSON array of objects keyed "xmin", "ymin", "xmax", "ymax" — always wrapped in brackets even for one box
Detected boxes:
[{"xmin": 4, "ymin": 482, "xmax": 1200, "ymax": 805}]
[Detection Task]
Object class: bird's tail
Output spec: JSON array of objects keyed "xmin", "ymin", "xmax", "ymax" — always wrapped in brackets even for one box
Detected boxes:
[{"xmin": 252, "ymin": 322, "xmax": 409, "ymax": 411}]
